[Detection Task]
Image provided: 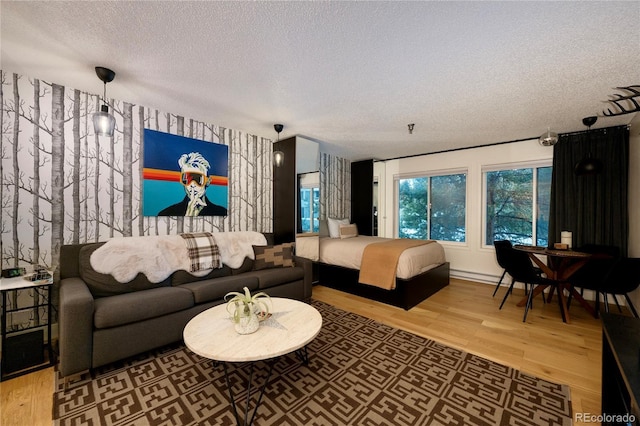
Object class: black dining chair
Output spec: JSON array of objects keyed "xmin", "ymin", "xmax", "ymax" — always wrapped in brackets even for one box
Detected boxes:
[
  {"xmin": 493, "ymin": 240, "xmax": 540, "ymax": 298},
  {"xmin": 567, "ymin": 245, "xmax": 620, "ymax": 316},
  {"xmin": 498, "ymin": 245, "xmax": 556, "ymax": 321},
  {"xmin": 492, "ymin": 240, "xmax": 512, "ymax": 297},
  {"xmin": 572, "ymin": 257, "xmax": 640, "ymax": 318}
]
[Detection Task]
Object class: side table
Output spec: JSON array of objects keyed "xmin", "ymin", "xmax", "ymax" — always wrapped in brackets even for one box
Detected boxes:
[{"xmin": 1, "ymin": 274, "xmax": 55, "ymax": 381}]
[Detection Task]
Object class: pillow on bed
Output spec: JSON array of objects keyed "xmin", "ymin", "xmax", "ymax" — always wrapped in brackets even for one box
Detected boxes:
[
  {"xmin": 328, "ymin": 217, "xmax": 349, "ymax": 238},
  {"xmin": 339, "ymin": 223, "xmax": 358, "ymax": 239},
  {"xmin": 252, "ymin": 243, "xmax": 294, "ymax": 270}
]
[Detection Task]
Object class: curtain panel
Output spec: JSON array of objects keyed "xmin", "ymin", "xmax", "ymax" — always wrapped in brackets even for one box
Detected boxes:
[{"xmin": 549, "ymin": 125, "xmax": 629, "ymax": 255}]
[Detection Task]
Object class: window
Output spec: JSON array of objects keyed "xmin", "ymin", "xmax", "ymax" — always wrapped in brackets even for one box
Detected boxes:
[
  {"xmin": 484, "ymin": 164, "xmax": 552, "ymax": 247},
  {"xmin": 299, "ymin": 186, "xmax": 319, "ymax": 233},
  {"xmin": 397, "ymin": 172, "xmax": 466, "ymax": 242}
]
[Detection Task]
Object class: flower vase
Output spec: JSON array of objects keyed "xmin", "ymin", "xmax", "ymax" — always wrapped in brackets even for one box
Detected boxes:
[{"xmin": 234, "ymin": 309, "xmax": 260, "ymax": 335}]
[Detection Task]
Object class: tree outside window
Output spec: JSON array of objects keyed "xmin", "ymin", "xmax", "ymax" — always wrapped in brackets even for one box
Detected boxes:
[
  {"xmin": 300, "ymin": 186, "xmax": 319, "ymax": 233},
  {"xmin": 398, "ymin": 173, "xmax": 466, "ymax": 242},
  {"xmin": 536, "ymin": 167, "xmax": 552, "ymax": 247},
  {"xmin": 485, "ymin": 166, "xmax": 551, "ymax": 246}
]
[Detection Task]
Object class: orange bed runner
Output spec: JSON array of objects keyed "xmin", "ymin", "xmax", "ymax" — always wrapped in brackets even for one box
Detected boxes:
[{"xmin": 358, "ymin": 239, "xmax": 432, "ymax": 290}]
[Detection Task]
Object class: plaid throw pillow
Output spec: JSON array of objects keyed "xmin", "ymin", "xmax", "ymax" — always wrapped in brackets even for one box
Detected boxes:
[{"xmin": 253, "ymin": 243, "xmax": 294, "ymax": 270}]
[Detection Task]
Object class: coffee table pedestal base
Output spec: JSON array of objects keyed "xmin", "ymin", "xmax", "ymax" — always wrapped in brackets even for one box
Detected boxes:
[{"xmin": 219, "ymin": 346, "xmax": 311, "ymax": 426}]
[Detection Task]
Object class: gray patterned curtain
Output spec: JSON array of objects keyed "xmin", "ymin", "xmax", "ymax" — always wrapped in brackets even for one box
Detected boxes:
[
  {"xmin": 549, "ymin": 125, "xmax": 629, "ymax": 255},
  {"xmin": 319, "ymin": 153, "xmax": 351, "ymax": 220}
]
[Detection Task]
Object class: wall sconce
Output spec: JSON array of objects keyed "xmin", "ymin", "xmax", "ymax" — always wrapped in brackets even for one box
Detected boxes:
[
  {"xmin": 408, "ymin": 123, "xmax": 415, "ymax": 134},
  {"xmin": 538, "ymin": 127, "xmax": 558, "ymax": 146},
  {"xmin": 92, "ymin": 66, "xmax": 116, "ymax": 137},
  {"xmin": 273, "ymin": 123, "xmax": 284, "ymax": 167}
]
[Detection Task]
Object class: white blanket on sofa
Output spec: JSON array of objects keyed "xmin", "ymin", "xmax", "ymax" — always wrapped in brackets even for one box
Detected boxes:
[
  {"xmin": 210, "ymin": 231, "xmax": 268, "ymax": 268},
  {"xmin": 90, "ymin": 231, "xmax": 267, "ymax": 283}
]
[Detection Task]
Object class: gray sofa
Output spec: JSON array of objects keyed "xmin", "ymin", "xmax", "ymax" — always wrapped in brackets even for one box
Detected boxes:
[{"xmin": 57, "ymin": 235, "xmax": 311, "ymax": 379}]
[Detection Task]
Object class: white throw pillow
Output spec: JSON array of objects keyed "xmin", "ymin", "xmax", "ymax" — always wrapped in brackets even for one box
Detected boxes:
[{"xmin": 327, "ymin": 217, "xmax": 349, "ymax": 238}]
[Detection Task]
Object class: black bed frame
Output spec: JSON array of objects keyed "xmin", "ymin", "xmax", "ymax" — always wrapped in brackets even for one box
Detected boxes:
[{"xmin": 317, "ymin": 262, "xmax": 450, "ymax": 310}]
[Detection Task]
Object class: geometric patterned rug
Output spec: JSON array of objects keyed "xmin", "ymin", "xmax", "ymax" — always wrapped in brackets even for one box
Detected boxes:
[{"xmin": 53, "ymin": 300, "xmax": 572, "ymax": 425}]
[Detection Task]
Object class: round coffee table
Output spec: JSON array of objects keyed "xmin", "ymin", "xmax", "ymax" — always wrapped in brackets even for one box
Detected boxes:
[{"xmin": 183, "ymin": 297, "xmax": 322, "ymax": 426}]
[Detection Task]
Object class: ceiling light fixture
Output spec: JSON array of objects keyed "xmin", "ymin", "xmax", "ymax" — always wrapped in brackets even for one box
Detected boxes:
[
  {"xmin": 574, "ymin": 116, "xmax": 603, "ymax": 176},
  {"xmin": 273, "ymin": 124, "xmax": 284, "ymax": 168},
  {"xmin": 92, "ymin": 66, "xmax": 116, "ymax": 137},
  {"xmin": 538, "ymin": 127, "xmax": 558, "ymax": 146}
]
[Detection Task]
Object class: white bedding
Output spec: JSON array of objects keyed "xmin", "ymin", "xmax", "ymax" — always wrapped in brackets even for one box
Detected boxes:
[
  {"xmin": 319, "ymin": 236, "xmax": 446, "ymax": 280},
  {"xmin": 296, "ymin": 234, "xmax": 320, "ymax": 261}
]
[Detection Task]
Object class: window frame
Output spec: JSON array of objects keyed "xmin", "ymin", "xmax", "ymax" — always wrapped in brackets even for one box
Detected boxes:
[
  {"xmin": 481, "ymin": 160, "xmax": 552, "ymax": 248},
  {"xmin": 299, "ymin": 184, "xmax": 319, "ymax": 233},
  {"xmin": 393, "ymin": 167, "xmax": 468, "ymax": 244}
]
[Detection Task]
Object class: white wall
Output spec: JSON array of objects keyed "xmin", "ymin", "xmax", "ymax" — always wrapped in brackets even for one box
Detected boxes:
[
  {"xmin": 296, "ymin": 136, "xmax": 320, "ymax": 174},
  {"xmin": 379, "ymin": 129, "xmax": 639, "ymax": 285}
]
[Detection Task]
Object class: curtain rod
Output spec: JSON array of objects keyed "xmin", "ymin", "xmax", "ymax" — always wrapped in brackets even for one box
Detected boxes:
[
  {"xmin": 378, "ymin": 136, "xmax": 536, "ymax": 162},
  {"xmin": 377, "ymin": 124, "xmax": 630, "ymax": 162},
  {"xmin": 558, "ymin": 124, "xmax": 629, "ymax": 138}
]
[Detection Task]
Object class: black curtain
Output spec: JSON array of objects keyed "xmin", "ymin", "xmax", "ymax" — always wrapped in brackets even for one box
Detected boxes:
[{"xmin": 549, "ymin": 125, "xmax": 629, "ymax": 255}]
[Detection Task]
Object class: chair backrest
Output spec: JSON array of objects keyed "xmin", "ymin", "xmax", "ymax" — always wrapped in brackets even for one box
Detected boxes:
[
  {"xmin": 493, "ymin": 240, "xmax": 513, "ymax": 269},
  {"xmin": 577, "ymin": 244, "xmax": 621, "ymax": 257},
  {"xmin": 603, "ymin": 258, "xmax": 640, "ymax": 294},
  {"xmin": 569, "ymin": 245, "xmax": 621, "ymax": 290},
  {"xmin": 501, "ymin": 245, "xmax": 540, "ymax": 283}
]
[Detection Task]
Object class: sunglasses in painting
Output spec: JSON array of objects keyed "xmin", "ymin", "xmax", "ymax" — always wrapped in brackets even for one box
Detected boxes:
[{"xmin": 180, "ymin": 172, "xmax": 209, "ymax": 187}]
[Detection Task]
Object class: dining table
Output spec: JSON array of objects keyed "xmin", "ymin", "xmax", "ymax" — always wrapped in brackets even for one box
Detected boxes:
[{"xmin": 513, "ymin": 245, "xmax": 597, "ymax": 323}]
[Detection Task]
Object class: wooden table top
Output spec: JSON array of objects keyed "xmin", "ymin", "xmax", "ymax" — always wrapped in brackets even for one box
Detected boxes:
[{"xmin": 513, "ymin": 245, "xmax": 592, "ymax": 258}]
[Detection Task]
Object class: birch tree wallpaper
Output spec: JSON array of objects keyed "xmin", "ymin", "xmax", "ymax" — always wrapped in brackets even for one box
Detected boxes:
[
  {"xmin": 320, "ymin": 152, "xmax": 351, "ymax": 221},
  {"xmin": 0, "ymin": 70, "xmax": 274, "ymax": 273}
]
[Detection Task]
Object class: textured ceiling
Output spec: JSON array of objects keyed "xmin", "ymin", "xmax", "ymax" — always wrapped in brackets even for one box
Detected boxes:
[{"xmin": 2, "ymin": 1, "xmax": 639, "ymax": 160}]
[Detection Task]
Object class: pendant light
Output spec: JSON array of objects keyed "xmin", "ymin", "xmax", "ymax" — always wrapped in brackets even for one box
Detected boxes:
[
  {"xmin": 575, "ymin": 116, "xmax": 603, "ymax": 176},
  {"xmin": 538, "ymin": 127, "xmax": 558, "ymax": 146},
  {"xmin": 92, "ymin": 66, "xmax": 116, "ymax": 137},
  {"xmin": 273, "ymin": 124, "xmax": 284, "ymax": 167}
]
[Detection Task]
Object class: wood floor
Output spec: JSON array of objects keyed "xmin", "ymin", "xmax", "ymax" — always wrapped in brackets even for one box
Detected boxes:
[{"xmin": 1, "ymin": 278, "xmax": 612, "ymax": 426}]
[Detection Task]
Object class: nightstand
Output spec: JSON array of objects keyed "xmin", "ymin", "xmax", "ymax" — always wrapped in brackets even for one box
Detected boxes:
[{"xmin": 1, "ymin": 273, "xmax": 55, "ymax": 381}]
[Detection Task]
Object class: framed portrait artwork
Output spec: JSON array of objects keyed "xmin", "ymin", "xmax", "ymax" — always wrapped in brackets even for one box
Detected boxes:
[{"xmin": 142, "ymin": 129, "xmax": 229, "ymax": 217}]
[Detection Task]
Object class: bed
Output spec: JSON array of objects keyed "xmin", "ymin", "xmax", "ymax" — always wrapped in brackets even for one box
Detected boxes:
[{"xmin": 316, "ymin": 233, "xmax": 450, "ymax": 310}]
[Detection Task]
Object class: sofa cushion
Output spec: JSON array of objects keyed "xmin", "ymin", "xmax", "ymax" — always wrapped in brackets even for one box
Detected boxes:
[
  {"xmin": 93, "ymin": 287, "xmax": 194, "ymax": 329},
  {"xmin": 171, "ymin": 265, "xmax": 232, "ymax": 286},
  {"xmin": 242, "ymin": 266, "xmax": 304, "ymax": 290},
  {"xmin": 79, "ymin": 243, "xmax": 171, "ymax": 297},
  {"xmin": 252, "ymin": 244, "xmax": 294, "ymax": 270},
  {"xmin": 178, "ymin": 275, "xmax": 259, "ymax": 304}
]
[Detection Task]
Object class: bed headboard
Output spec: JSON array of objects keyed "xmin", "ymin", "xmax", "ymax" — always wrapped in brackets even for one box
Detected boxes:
[{"xmin": 319, "ymin": 219, "xmax": 330, "ymax": 238}]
